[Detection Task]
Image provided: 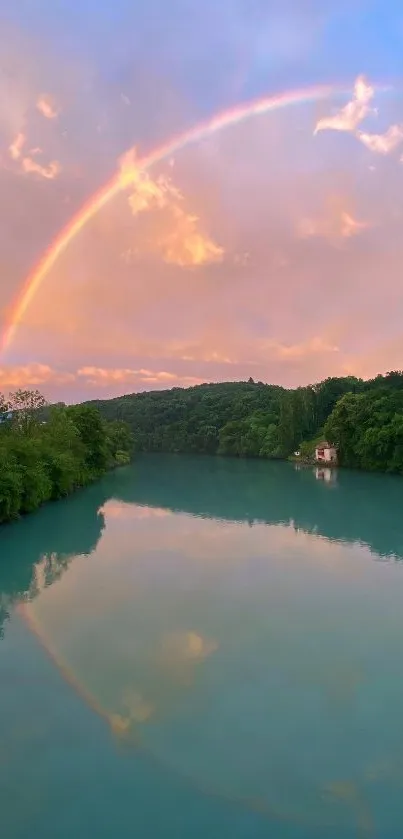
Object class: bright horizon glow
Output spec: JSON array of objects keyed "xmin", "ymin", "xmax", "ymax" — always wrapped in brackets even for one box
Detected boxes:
[{"xmin": 1, "ymin": 83, "xmax": 340, "ymax": 356}]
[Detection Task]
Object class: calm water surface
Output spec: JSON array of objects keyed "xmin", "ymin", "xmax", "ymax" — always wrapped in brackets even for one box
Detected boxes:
[{"xmin": 1, "ymin": 455, "xmax": 403, "ymax": 838}]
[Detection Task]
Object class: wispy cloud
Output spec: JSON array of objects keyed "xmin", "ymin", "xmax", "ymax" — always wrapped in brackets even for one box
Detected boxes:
[
  {"xmin": 297, "ymin": 201, "xmax": 369, "ymax": 243},
  {"xmin": 8, "ymin": 132, "xmax": 26, "ymax": 161},
  {"xmin": 169, "ymin": 345, "xmax": 235, "ymax": 364},
  {"xmin": 0, "ymin": 363, "xmax": 74, "ymax": 389},
  {"xmin": 119, "ymin": 150, "xmax": 224, "ymax": 267},
  {"xmin": 36, "ymin": 95, "xmax": 59, "ymax": 120},
  {"xmin": 314, "ymin": 75, "xmax": 374, "ymax": 135},
  {"xmin": 261, "ymin": 335, "xmax": 339, "ymax": 361},
  {"xmin": 21, "ymin": 156, "xmax": 61, "ymax": 180},
  {"xmin": 1, "ymin": 57, "xmax": 61, "ymax": 178},
  {"xmin": 3, "ymin": 41, "xmax": 403, "ymax": 400},
  {"xmin": 157, "ymin": 205, "xmax": 224, "ymax": 267},
  {"xmin": 314, "ymin": 75, "xmax": 403, "ymax": 162},
  {"xmin": 357, "ymin": 124, "xmax": 403, "ymax": 155},
  {"xmin": 0, "ymin": 363, "xmax": 204, "ymax": 393},
  {"xmin": 76, "ymin": 366, "xmax": 203, "ymax": 387},
  {"xmin": 7, "ymin": 122, "xmax": 61, "ymax": 180}
]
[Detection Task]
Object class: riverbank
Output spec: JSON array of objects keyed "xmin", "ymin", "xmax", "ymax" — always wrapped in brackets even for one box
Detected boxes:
[
  {"xmin": 288, "ymin": 455, "xmax": 338, "ymax": 468},
  {"xmin": 0, "ymin": 395, "xmax": 133, "ymax": 526},
  {"xmin": 88, "ymin": 373, "xmax": 403, "ymax": 477}
]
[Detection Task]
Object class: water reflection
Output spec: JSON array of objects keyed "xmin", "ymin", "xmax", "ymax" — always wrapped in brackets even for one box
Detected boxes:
[
  {"xmin": 2, "ymin": 456, "xmax": 403, "ymax": 832},
  {"xmin": 115, "ymin": 455, "xmax": 403, "ymax": 560},
  {"xmin": 0, "ymin": 480, "xmax": 107, "ymax": 637},
  {"xmin": 0, "ymin": 454, "xmax": 403, "ymax": 638},
  {"xmin": 1, "ymin": 455, "xmax": 403, "ymax": 596},
  {"xmin": 314, "ymin": 466, "xmax": 337, "ymax": 485}
]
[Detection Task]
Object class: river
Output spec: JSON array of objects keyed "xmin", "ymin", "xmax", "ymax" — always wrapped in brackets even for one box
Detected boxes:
[{"xmin": 1, "ymin": 455, "xmax": 403, "ymax": 838}]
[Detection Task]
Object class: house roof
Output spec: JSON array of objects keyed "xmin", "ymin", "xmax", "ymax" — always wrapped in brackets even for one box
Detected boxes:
[{"xmin": 315, "ymin": 441, "xmax": 333, "ymax": 449}]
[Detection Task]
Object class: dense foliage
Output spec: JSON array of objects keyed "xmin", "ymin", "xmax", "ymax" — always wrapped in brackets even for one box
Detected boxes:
[
  {"xmin": 0, "ymin": 390, "xmax": 133, "ymax": 524},
  {"xmin": 88, "ymin": 372, "xmax": 403, "ymax": 473},
  {"xmin": 324, "ymin": 379, "xmax": 403, "ymax": 473},
  {"xmin": 2, "ymin": 371, "xmax": 402, "ymax": 527}
]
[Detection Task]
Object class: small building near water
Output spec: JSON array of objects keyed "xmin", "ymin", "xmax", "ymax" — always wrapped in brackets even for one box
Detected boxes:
[{"xmin": 314, "ymin": 441, "xmax": 337, "ymax": 464}]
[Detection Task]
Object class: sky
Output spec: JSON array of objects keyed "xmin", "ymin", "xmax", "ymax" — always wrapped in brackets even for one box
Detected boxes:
[{"xmin": 1, "ymin": 0, "xmax": 403, "ymax": 402}]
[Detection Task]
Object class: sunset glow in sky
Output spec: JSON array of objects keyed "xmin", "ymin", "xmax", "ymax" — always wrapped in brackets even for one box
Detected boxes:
[{"xmin": 1, "ymin": 0, "xmax": 403, "ymax": 401}]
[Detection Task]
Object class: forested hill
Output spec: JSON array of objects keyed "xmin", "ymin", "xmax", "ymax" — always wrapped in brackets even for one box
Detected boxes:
[
  {"xmin": 87, "ymin": 380, "xmax": 284, "ymax": 455},
  {"xmin": 86, "ymin": 372, "xmax": 403, "ymax": 473}
]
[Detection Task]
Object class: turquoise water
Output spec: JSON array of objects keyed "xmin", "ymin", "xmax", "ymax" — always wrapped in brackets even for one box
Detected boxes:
[{"xmin": 1, "ymin": 455, "xmax": 403, "ymax": 838}]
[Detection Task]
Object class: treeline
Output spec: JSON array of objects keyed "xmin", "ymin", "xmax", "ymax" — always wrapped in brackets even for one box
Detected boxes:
[
  {"xmin": 87, "ymin": 371, "xmax": 403, "ymax": 473},
  {"xmin": 0, "ymin": 389, "xmax": 133, "ymax": 524}
]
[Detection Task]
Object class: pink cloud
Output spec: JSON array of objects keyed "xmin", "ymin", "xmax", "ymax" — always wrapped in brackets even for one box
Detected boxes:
[
  {"xmin": 0, "ymin": 363, "xmax": 74, "ymax": 389},
  {"xmin": 358, "ymin": 124, "xmax": 403, "ymax": 155},
  {"xmin": 2, "ymin": 65, "xmax": 403, "ymax": 398},
  {"xmin": 0, "ymin": 363, "xmax": 205, "ymax": 399},
  {"xmin": 120, "ymin": 150, "xmax": 224, "ymax": 266},
  {"xmin": 6, "ymin": 130, "xmax": 61, "ymax": 181},
  {"xmin": 21, "ymin": 156, "xmax": 61, "ymax": 180},
  {"xmin": 36, "ymin": 95, "xmax": 59, "ymax": 120},
  {"xmin": 76, "ymin": 366, "xmax": 203, "ymax": 387},
  {"xmin": 297, "ymin": 207, "xmax": 369, "ymax": 242},
  {"xmin": 261, "ymin": 336, "xmax": 340, "ymax": 361},
  {"xmin": 8, "ymin": 132, "xmax": 26, "ymax": 161},
  {"xmin": 314, "ymin": 75, "xmax": 374, "ymax": 135}
]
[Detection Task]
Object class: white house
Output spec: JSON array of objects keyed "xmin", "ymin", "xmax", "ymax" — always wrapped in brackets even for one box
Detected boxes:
[{"xmin": 314, "ymin": 441, "xmax": 337, "ymax": 464}]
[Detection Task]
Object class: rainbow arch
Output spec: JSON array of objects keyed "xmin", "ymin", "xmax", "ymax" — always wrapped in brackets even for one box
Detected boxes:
[{"xmin": 2, "ymin": 83, "xmax": 339, "ymax": 354}]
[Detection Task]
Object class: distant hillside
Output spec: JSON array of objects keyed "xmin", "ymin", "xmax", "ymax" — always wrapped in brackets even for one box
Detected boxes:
[
  {"xmin": 84, "ymin": 372, "xmax": 403, "ymax": 473},
  {"xmin": 86, "ymin": 379, "xmax": 285, "ymax": 455}
]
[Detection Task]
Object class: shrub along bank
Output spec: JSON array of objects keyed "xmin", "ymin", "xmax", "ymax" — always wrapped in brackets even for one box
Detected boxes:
[{"xmin": 0, "ymin": 389, "xmax": 133, "ymax": 525}]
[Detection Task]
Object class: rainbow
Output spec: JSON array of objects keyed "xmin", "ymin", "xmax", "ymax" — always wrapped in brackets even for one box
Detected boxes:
[{"xmin": 2, "ymin": 83, "xmax": 338, "ymax": 353}]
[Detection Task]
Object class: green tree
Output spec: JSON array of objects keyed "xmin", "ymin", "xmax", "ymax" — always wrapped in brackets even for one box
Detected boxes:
[
  {"xmin": 40, "ymin": 407, "xmax": 87, "ymax": 496},
  {"xmin": 8, "ymin": 389, "xmax": 47, "ymax": 436},
  {"xmin": 0, "ymin": 449, "xmax": 22, "ymax": 522},
  {"xmin": 0, "ymin": 392, "xmax": 134, "ymax": 526},
  {"xmin": 315, "ymin": 377, "xmax": 363, "ymax": 428},
  {"xmin": 8, "ymin": 437, "xmax": 52, "ymax": 513},
  {"xmin": 67, "ymin": 405, "xmax": 108, "ymax": 477},
  {"xmin": 259, "ymin": 424, "xmax": 280, "ymax": 458},
  {"xmin": 105, "ymin": 420, "xmax": 134, "ymax": 465},
  {"xmin": 218, "ymin": 420, "xmax": 245, "ymax": 456}
]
